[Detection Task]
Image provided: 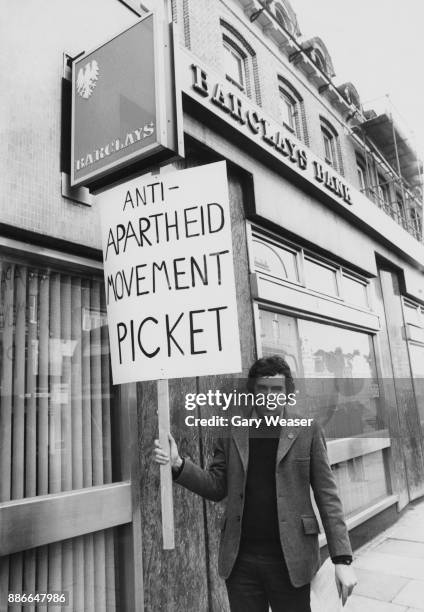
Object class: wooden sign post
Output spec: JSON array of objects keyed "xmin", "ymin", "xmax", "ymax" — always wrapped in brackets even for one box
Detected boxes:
[{"xmin": 157, "ymin": 379, "xmax": 175, "ymax": 549}]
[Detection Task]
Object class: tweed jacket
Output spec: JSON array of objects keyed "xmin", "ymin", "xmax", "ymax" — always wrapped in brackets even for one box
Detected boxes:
[{"xmin": 175, "ymin": 412, "xmax": 352, "ymax": 587}]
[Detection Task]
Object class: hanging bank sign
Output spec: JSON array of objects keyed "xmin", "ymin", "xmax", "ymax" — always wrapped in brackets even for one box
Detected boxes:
[{"xmin": 71, "ymin": 14, "xmax": 183, "ymax": 188}]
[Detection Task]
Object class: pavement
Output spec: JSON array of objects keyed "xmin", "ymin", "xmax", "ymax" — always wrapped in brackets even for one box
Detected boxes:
[{"xmin": 345, "ymin": 498, "xmax": 424, "ymax": 612}]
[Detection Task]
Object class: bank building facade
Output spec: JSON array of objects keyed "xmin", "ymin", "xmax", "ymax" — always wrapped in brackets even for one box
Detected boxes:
[{"xmin": 1, "ymin": 1, "xmax": 423, "ymax": 610}]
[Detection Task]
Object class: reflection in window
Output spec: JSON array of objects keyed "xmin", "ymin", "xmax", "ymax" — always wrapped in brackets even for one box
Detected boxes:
[
  {"xmin": 260, "ymin": 311, "xmax": 382, "ymax": 430},
  {"xmin": 303, "ymin": 258, "xmax": 338, "ymax": 296},
  {"xmin": 253, "ymin": 239, "xmax": 298, "ymax": 282},
  {"xmin": 259, "ymin": 310, "xmax": 388, "ymax": 515},
  {"xmin": 298, "ymin": 319, "xmax": 376, "ymax": 378},
  {"xmin": 343, "ymin": 275, "xmax": 368, "ymax": 309},
  {"xmin": 259, "ymin": 311, "xmax": 301, "ymax": 376}
]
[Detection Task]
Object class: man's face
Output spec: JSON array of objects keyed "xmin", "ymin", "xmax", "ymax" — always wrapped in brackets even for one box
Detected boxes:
[{"xmin": 254, "ymin": 374, "xmax": 286, "ymax": 418}]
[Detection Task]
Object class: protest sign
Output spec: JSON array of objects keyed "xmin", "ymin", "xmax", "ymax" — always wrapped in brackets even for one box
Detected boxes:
[{"xmin": 98, "ymin": 160, "xmax": 242, "ymax": 384}]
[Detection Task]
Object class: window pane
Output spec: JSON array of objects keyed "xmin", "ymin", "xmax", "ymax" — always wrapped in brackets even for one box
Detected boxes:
[
  {"xmin": 223, "ymin": 43, "xmax": 244, "ymax": 87},
  {"xmin": 323, "ymin": 132, "xmax": 335, "ymax": 166},
  {"xmin": 404, "ymin": 302, "xmax": 419, "ymax": 325},
  {"xmin": 259, "ymin": 311, "xmax": 301, "ymax": 376},
  {"xmin": 2, "ymin": 526, "xmax": 129, "ymax": 610},
  {"xmin": 298, "ymin": 319, "xmax": 377, "ymax": 378},
  {"xmin": 281, "ymin": 94, "xmax": 295, "ymax": 131},
  {"xmin": 343, "ymin": 275, "xmax": 368, "ymax": 308},
  {"xmin": 303, "ymin": 258, "xmax": 338, "ymax": 295},
  {"xmin": 333, "ymin": 451, "xmax": 388, "ymax": 516},
  {"xmin": 0, "ymin": 256, "xmax": 118, "ymax": 502},
  {"xmin": 357, "ymin": 165, "xmax": 366, "ymax": 191},
  {"xmin": 259, "ymin": 310, "xmax": 389, "ymax": 513},
  {"xmin": 253, "ymin": 240, "xmax": 298, "ymax": 282}
]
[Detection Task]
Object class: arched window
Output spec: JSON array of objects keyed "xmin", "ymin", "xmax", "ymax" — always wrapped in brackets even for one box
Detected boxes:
[
  {"xmin": 313, "ymin": 49, "xmax": 327, "ymax": 72},
  {"xmin": 222, "ymin": 37, "xmax": 247, "ymax": 90},
  {"xmin": 320, "ymin": 117, "xmax": 343, "ymax": 174},
  {"xmin": 275, "ymin": 6, "xmax": 288, "ymax": 29},
  {"xmin": 273, "ymin": 1, "xmax": 301, "ymax": 36},
  {"xmin": 220, "ymin": 20, "xmax": 261, "ymax": 104},
  {"xmin": 303, "ymin": 37, "xmax": 336, "ymax": 78},
  {"xmin": 278, "ymin": 77, "xmax": 306, "ymax": 142}
]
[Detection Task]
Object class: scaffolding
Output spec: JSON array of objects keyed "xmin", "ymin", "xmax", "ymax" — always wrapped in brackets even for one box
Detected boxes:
[{"xmin": 352, "ymin": 95, "xmax": 423, "ymax": 242}]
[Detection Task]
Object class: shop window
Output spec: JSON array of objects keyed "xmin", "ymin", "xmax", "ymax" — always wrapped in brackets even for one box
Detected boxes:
[
  {"xmin": 0, "ymin": 257, "xmax": 117, "ymax": 498},
  {"xmin": 342, "ymin": 274, "xmax": 369, "ymax": 309},
  {"xmin": 303, "ymin": 257, "xmax": 338, "ymax": 296},
  {"xmin": 253, "ymin": 239, "xmax": 299, "ymax": 283},
  {"xmin": 259, "ymin": 310, "xmax": 389, "ymax": 515},
  {"xmin": 0, "ymin": 253, "xmax": 140, "ymax": 609}
]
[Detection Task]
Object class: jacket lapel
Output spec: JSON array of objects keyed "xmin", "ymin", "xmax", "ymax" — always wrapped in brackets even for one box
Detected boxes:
[
  {"xmin": 231, "ymin": 422, "xmax": 249, "ymax": 473},
  {"xmin": 230, "ymin": 407, "xmax": 301, "ymax": 471},
  {"xmin": 276, "ymin": 407, "xmax": 300, "ymax": 466}
]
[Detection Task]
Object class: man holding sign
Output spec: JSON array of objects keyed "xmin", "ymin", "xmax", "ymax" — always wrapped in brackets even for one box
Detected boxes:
[
  {"xmin": 154, "ymin": 356, "xmax": 357, "ymax": 611},
  {"xmin": 99, "ymin": 161, "xmax": 243, "ymax": 549}
]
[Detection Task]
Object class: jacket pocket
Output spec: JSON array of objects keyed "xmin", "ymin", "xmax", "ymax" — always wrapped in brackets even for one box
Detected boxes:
[{"xmin": 301, "ymin": 515, "xmax": 320, "ymax": 535}]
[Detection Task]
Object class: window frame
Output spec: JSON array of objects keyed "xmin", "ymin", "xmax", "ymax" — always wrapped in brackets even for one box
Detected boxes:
[
  {"xmin": 357, "ymin": 163, "xmax": 367, "ymax": 193},
  {"xmin": 249, "ymin": 225, "xmax": 372, "ymax": 311},
  {"xmin": 322, "ymin": 127, "xmax": 336, "ymax": 167},
  {"xmin": 222, "ymin": 37, "xmax": 247, "ymax": 91},
  {"xmin": 280, "ymin": 89, "xmax": 298, "ymax": 136}
]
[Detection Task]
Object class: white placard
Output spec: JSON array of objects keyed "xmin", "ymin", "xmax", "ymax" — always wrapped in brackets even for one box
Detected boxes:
[{"xmin": 98, "ymin": 161, "xmax": 242, "ymax": 384}]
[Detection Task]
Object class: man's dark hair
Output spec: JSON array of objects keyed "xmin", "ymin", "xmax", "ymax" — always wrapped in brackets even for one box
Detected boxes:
[{"xmin": 247, "ymin": 355, "xmax": 295, "ymax": 394}]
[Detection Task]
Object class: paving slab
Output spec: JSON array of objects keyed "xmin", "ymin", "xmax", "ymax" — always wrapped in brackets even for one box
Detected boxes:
[
  {"xmin": 392, "ymin": 581, "xmax": 424, "ymax": 610},
  {"xmin": 390, "ymin": 528, "xmax": 424, "ymax": 544},
  {"xmin": 352, "ymin": 568, "xmax": 409, "ymax": 602},
  {"xmin": 344, "ymin": 594, "xmax": 407, "ymax": 612},
  {"xmin": 374, "ymin": 538, "xmax": 424, "ymax": 560},
  {"xmin": 354, "ymin": 552, "xmax": 424, "ymax": 581}
]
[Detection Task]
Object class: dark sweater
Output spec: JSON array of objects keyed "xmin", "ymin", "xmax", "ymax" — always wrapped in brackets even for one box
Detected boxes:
[{"xmin": 240, "ymin": 423, "xmax": 283, "ymax": 555}]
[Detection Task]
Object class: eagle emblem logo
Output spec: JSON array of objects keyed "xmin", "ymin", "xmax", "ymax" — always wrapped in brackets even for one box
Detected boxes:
[{"xmin": 76, "ymin": 60, "xmax": 99, "ymax": 99}]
